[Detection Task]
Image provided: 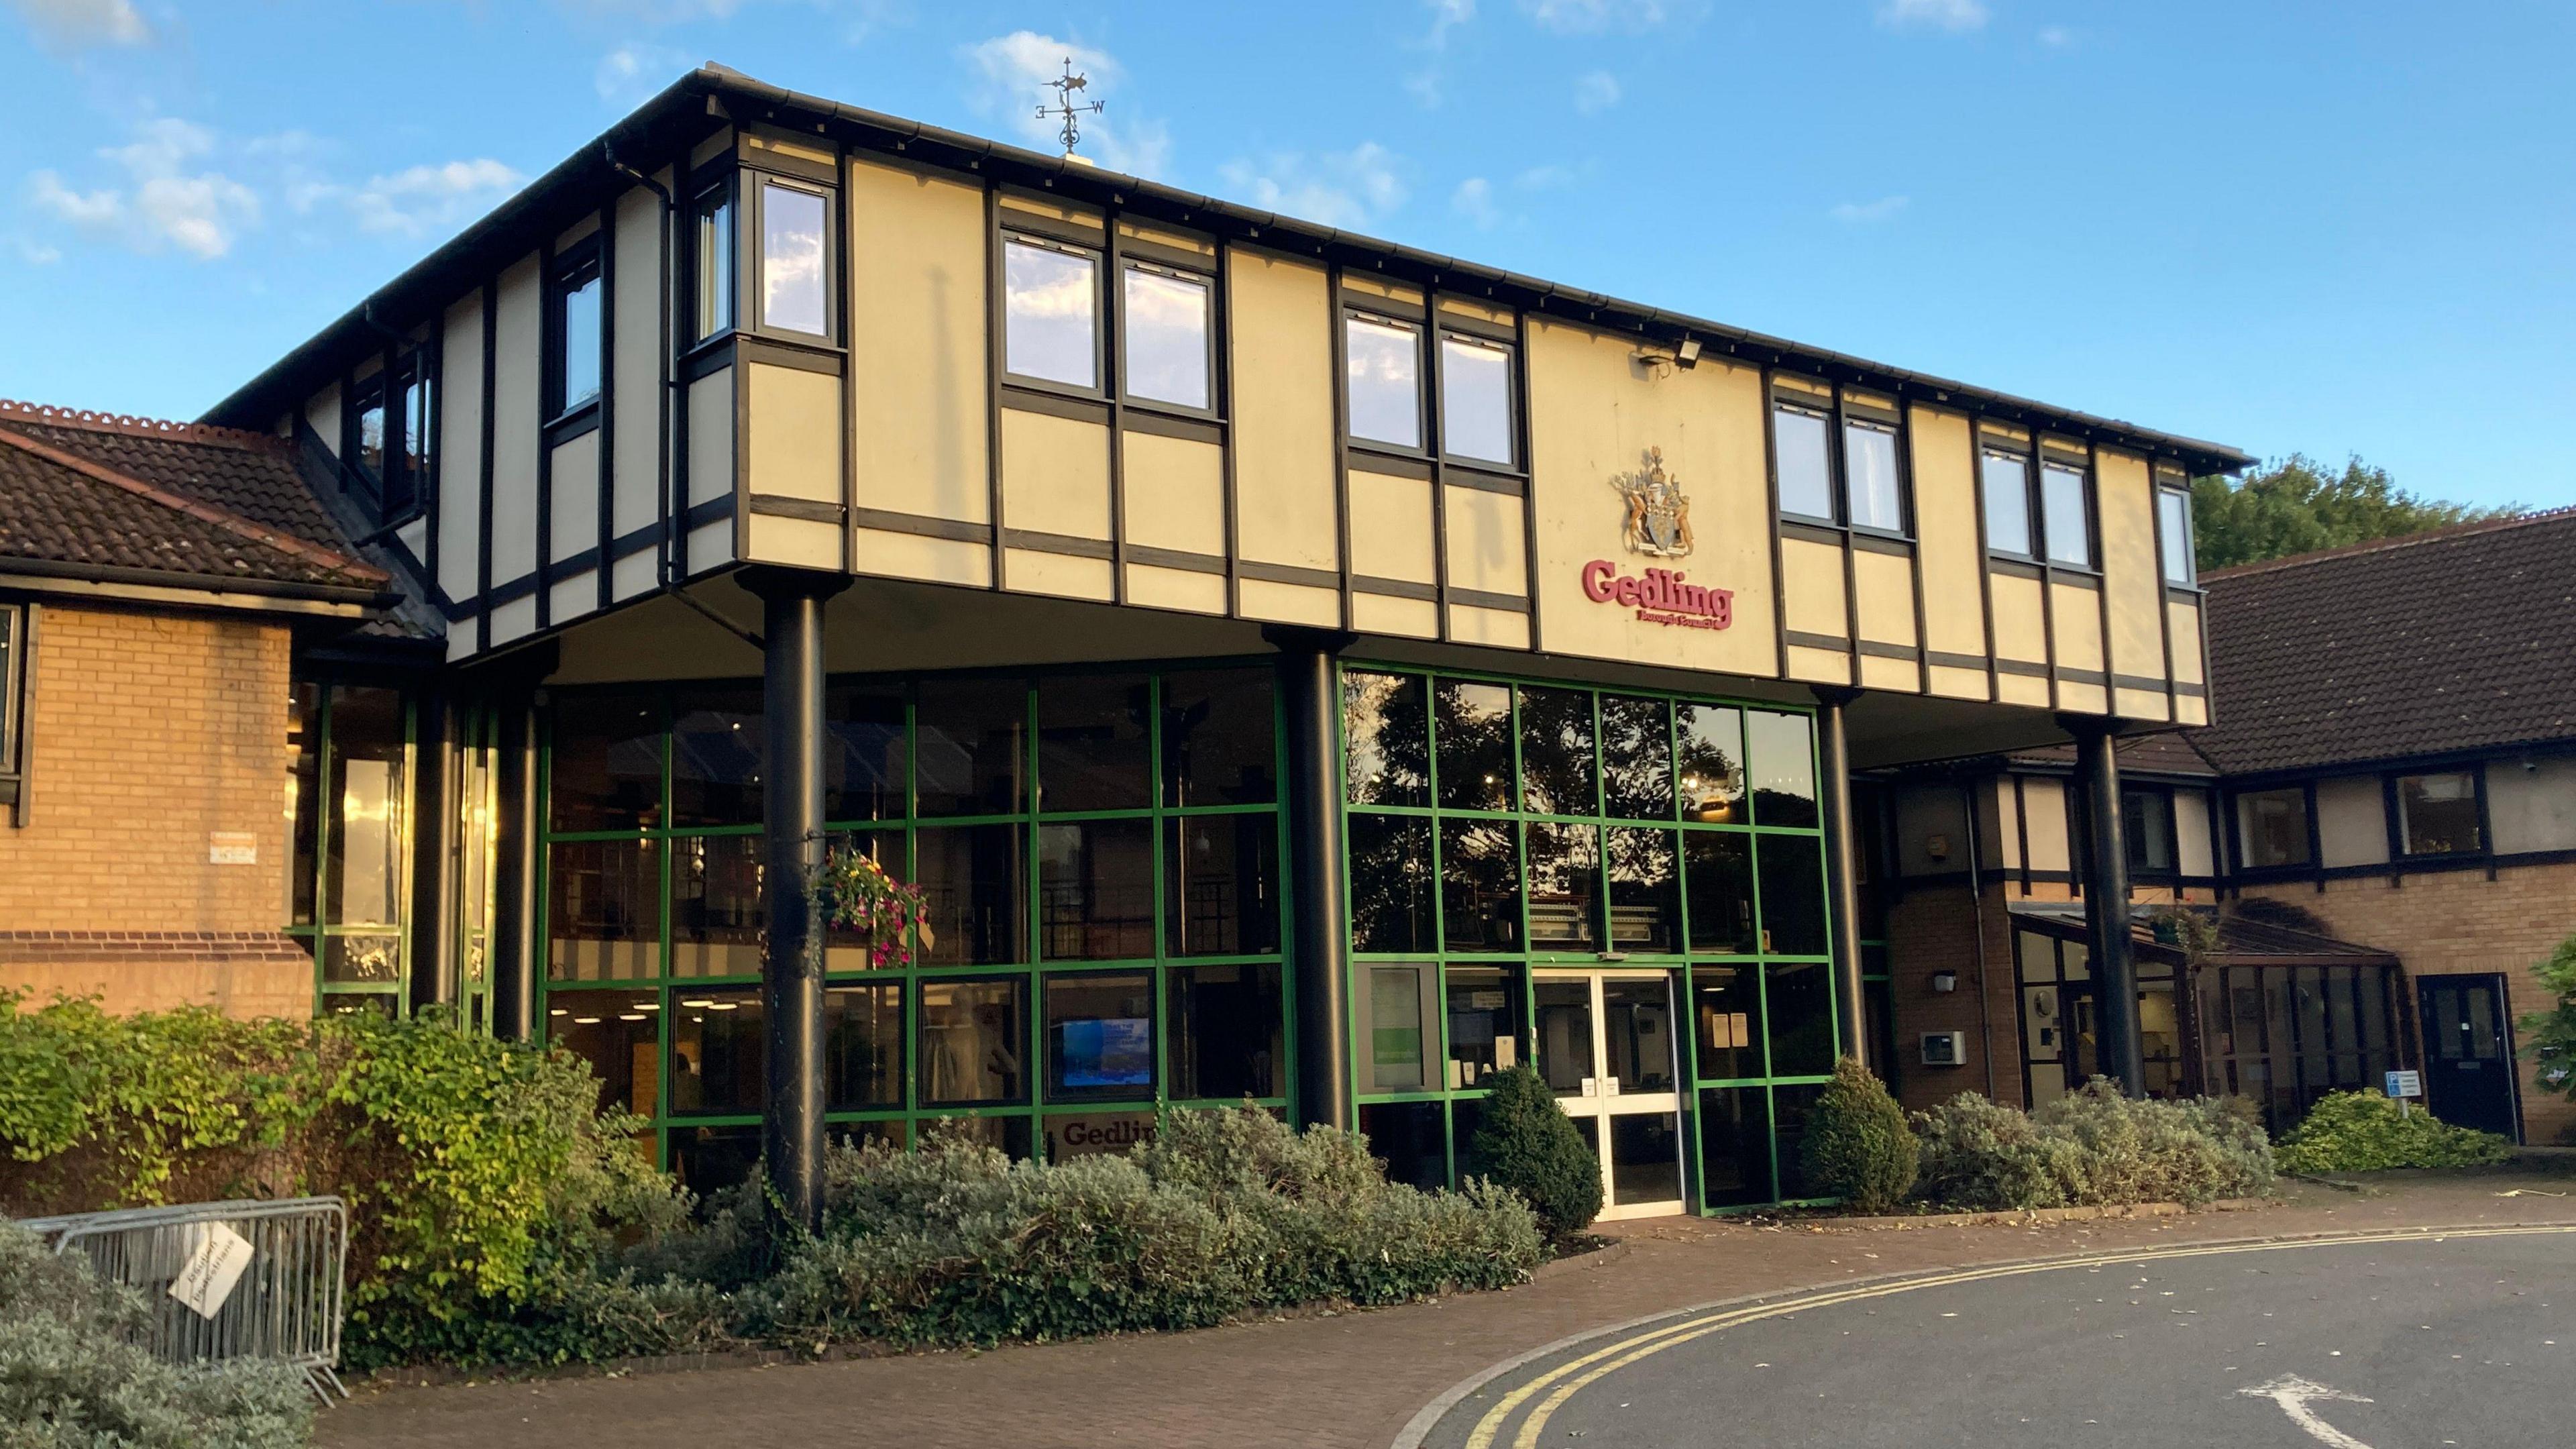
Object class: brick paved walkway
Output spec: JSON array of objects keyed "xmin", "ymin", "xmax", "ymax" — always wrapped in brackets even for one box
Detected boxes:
[{"xmin": 319, "ymin": 1171, "xmax": 2576, "ymax": 1449}]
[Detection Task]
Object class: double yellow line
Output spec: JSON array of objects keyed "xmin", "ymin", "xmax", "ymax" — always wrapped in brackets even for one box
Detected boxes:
[{"xmin": 1452, "ymin": 1223, "xmax": 2576, "ymax": 1449}]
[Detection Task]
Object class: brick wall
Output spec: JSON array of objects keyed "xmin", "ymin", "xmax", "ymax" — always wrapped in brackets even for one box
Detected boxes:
[
  {"xmin": 2239, "ymin": 865, "xmax": 2576, "ymax": 1145},
  {"xmin": 1884, "ymin": 885, "xmax": 2026, "ymax": 1114},
  {"xmin": 0, "ymin": 602, "xmax": 311, "ymax": 1019}
]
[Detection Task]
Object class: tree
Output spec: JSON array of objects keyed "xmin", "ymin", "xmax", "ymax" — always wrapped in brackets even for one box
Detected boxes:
[
  {"xmin": 2520, "ymin": 932, "xmax": 2576, "ymax": 1107},
  {"xmin": 1464, "ymin": 1063, "xmax": 1602, "ymax": 1243},
  {"xmin": 2190, "ymin": 455, "xmax": 2516, "ymax": 573}
]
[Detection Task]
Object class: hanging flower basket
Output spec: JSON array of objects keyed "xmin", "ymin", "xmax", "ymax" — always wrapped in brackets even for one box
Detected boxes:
[{"xmin": 813, "ymin": 845, "xmax": 930, "ymax": 968}]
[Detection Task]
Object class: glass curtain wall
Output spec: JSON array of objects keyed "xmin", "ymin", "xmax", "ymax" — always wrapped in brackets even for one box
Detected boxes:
[
  {"xmin": 284, "ymin": 678, "xmax": 417, "ymax": 1016},
  {"xmin": 1340, "ymin": 665, "xmax": 1836, "ymax": 1211},
  {"xmin": 540, "ymin": 665, "xmax": 1288, "ymax": 1189}
]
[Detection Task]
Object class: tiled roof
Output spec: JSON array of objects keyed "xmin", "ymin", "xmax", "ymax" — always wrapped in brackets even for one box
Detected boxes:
[
  {"xmin": 2006, "ymin": 731, "xmax": 2220, "ymax": 777},
  {"xmin": 2190, "ymin": 508, "xmax": 2576, "ymax": 775},
  {"xmin": 0, "ymin": 400, "xmax": 387, "ymax": 594}
]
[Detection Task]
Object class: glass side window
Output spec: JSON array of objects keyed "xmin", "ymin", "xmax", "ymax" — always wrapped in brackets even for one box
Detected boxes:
[
  {"xmin": 2158, "ymin": 486, "xmax": 2196, "ymax": 585},
  {"xmin": 1842, "ymin": 420, "xmax": 1902, "ymax": 533},
  {"xmin": 692, "ymin": 181, "xmax": 734, "ymax": 341},
  {"xmin": 1122, "ymin": 264, "xmax": 1211, "ymax": 410},
  {"xmin": 2123, "ymin": 788, "xmax": 2175, "ymax": 873},
  {"xmin": 1772, "ymin": 404, "xmax": 1833, "ymax": 521},
  {"xmin": 352, "ymin": 382, "xmax": 386, "ymax": 484},
  {"xmin": 551, "ymin": 252, "xmax": 602, "ymax": 415},
  {"xmin": 1982, "ymin": 449, "xmax": 2032, "ymax": 555},
  {"xmin": 1440, "ymin": 334, "xmax": 1514, "ymax": 466},
  {"xmin": 1004, "ymin": 236, "xmax": 1099, "ymax": 388},
  {"xmin": 2397, "ymin": 771, "xmax": 2481, "ymax": 855},
  {"xmin": 392, "ymin": 362, "xmax": 431, "ymax": 517},
  {"xmin": 2040, "ymin": 462, "xmax": 2092, "ymax": 568},
  {"xmin": 2237, "ymin": 787, "xmax": 2312, "ymax": 868},
  {"xmin": 1345, "ymin": 314, "xmax": 1422, "ymax": 449},
  {"xmin": 758, "ymin": 180, "xmax": 828, "ymax": 335}
]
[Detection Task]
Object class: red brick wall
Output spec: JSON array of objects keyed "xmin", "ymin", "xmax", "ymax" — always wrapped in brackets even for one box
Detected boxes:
[
  {"xmin": 0, "ymin": 602, "xmax": 311, "ymax": 1019},
  {"xmin": 1884, "ymin": 885, "xmax": 2026, "ymax": 1115}
]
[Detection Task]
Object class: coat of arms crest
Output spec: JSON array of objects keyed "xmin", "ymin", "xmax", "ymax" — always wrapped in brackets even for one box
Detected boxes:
[{"xmin": 1611, "ymin": 447, "xmax": 1693, "ymax": 559}]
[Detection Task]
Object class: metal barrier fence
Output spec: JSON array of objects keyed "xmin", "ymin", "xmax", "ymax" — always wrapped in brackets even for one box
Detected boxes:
[{"xmin": 14, "ymin": 1196, "xmax": 350, "ymax": 1402}]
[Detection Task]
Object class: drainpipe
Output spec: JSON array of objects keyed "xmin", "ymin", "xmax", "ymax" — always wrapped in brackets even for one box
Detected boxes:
[{"xmin": 1960, "ymin": 777, "xmax": 1998, "ymax": 1102}]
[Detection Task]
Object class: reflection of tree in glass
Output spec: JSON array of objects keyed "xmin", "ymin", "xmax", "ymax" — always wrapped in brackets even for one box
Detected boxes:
[
  {"xmin": 1343, "ymin": 672, "xmax": 1429, "ymax": 806},
  {"xmin": 1519, "ymin": 687, "xmax": 1596, "ymax": 815},
  {"xmin": 1676, "ymin": 705, "xmax": 1746, "ymax": 824},
  {"xmin": 1524, "ymin": 822, "xmax": 1600, "ymax": 950},
  {"xmin": 1442, "ymin": 819, "xmax": 1521, "ymax": 951},
  {"xmin": 1349, "ymin": 814, "xmax": 1435, "ymax": 953},
  {"xmin": 1601, "ymin": 695, "xmax": 1674, "ymax": 818},
  {"xmin": 1436, "ymin": 680, "xmax": 1515, "ymax": 812}
]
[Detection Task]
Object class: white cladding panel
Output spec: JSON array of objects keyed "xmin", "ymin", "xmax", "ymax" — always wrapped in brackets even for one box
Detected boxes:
[
  {"xmin": 610, "ymin": 180, "xmax": 665, "ymax": 544},
  {"xmin": 489, "ymin": 254, "xmax": 543, "ymax": 585},
  {"xmin": 436, "ymin": 290, "xmax": 485, "ymax": 606}
]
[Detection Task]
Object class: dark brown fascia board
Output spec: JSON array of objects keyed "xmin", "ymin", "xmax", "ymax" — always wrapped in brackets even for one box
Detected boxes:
[
  {"xmin": 204, "ymin": 64, "xmax": 2258, "ymax": 478},
  {"xmin": 0, "ymin": 556, "xmax": 397, "ymax": 614}
]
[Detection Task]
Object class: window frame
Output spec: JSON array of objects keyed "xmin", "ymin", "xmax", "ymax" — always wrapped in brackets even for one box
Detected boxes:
[
  {"xmin": 1839, "ymin": 413, "xmax": 1909, "ymax": 539},
  {"xmin": 2231, "ymin": 783, "xmax": 2316, "ymax": 873},
  {"xmin": 1769, "ymin": 395, "xmax": 1839, "ymax": 526},
  {"xmin": 1000, "ymin": 230, "xmax": 1107, "ymax": 398},
  {"xmin": 1980, "ymin": 443, "xmax": 2038, "ymax": 560},
  {"xmin": 2392, "ymin": 768, "xmax": 2485, "ymax": 859},
  {"xmin": 2037, "ymin": 453, "xmax": 2098, "ymax": 572},
  {"xmin": 2157, "ymin": 484, "xmax": 2198, "ymax": 588},
  {"xmin": 1114, "ymin": 256, "xmax": 1218, "ymax": 419},
  {"xmin": 543, "ymin": 236, "xmax": 606, "ymax": 425},
  {"xmin": 747, "ymin": 172, "xmax": 837, "ymax": 344},
  {"xmin": 0, "ymin": 600, "xmax": 26, "ymax": 825},
  {"xmin": 2120, "ymin": 784, "xmax": 2179, "ymax": 879},
  {"xmin": 1767, "ymin": 382, "xmax": 1913, "ymax": 541},
  {"xmin": 1436, "ymin": 328, "xmax": 1519, "ymax": 472},
  {"xmin": 1341, "ymin": 307, "xmax": 1430, "ymax": 459},
  {"xmin": 684, "ymin": 170, "xmax": 739, "ymax": 350},
  {"xmin": 385, "ymin": 348, "xmax": 434, "ymax": 523}
]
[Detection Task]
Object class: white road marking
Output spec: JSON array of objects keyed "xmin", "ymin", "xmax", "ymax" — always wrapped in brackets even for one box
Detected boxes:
[{"xmin": 2237, "ymin": 1375, "xmax": 2377, "ymax": 1449}]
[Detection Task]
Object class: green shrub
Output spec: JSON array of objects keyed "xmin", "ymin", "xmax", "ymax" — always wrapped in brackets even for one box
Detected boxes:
[
  {"xmin": 1913, "ymin": 1081, "xmax": 2273, "ymax": 1211},
  {"xmin": 2275, "ymin": 1091, "xmax": 2514, "ymax": 1173},
  {"xmin": 1463, "ymin": 1063, "xmax": 1602, "ymax": 1242},
  {"xmin": 757, "ymin": 1110, "xmax": 1541, "ymax": 1348},
  {"xmin": 0, "ymin": 1222, "xmax": 313, "ymax": 1448},
  {"xmin": 1798, "ymin": 1057, "xmax": 1918, "ymax": 1213},
  {"xmin": 2522, "ymin": 933, "xmax": 2576, "ymax": 1103}
]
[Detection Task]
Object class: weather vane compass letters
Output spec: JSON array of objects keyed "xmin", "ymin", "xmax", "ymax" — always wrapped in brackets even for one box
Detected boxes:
[
  {"xmin": 1611, "ymin": 446, "xmax": 1693, "ymax": 559},
  {"xmin": 1036, "ymin": 58, "xmax": 1104, "ymax": 158}
]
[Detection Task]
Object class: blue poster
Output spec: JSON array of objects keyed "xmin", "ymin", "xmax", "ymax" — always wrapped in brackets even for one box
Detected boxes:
[{"xmin": 1063, "ymin": 1018, "xmax": 1152, "ymax": 1088}]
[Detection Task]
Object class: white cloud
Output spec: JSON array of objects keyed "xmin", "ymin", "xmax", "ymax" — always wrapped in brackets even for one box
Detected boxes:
[
  {"xmin": 960, "ymin": 30, "xmax": 1171, "ymax": 176},
  {"xmin": 28, "ymin": 119, "xmax": 258, "ymax": 259},
  {"xmin": 1218, "ymin": 143, "xmax": 1407, "ymax": 231},
  {"xmin": 1878, "ymin": 0, "xmax": 1989, "ymax": 31},
  {"xmin": 1573, "ymin": 70, "xmax": 1621, "ymax": 114},
  {"xmin": 8, "ymin": 0, "xmax": 150, "ymax": 50},
  {"xmin": 336, "ymin": 160, "xmax": 528, "ymax": 238},
  {"xmin": 1406, "ymin": 0, "xmax": 1476, "ymax": 107},
  {"xmin": 1452, "ymin": 176, "xmax": 1501, "ymax": 229},
  {"xmin": 1831, "ymin": 195, "xmax": 1909, "ymax": 223},
  {"xmin": 11, "ymin": 237, "xmax": 63, "ymax": 265},
  {"xmin": 2037, "ymin": 23, "xmax": 2074, "ymax": 46},
  {"xmin": 1515, "ymin": 163, "xmax": 1577, "ymax": 191},
  {"xmin": 30, "ymin": 170, "xmax": 121, "ymax": 227},
  {"xmin": 1518, "ymin": 0, "xmax": 1678, "ymax": 34},
  {"xmin": 596, "ymin": 42, "xmax": 692, "ymax": 105}
]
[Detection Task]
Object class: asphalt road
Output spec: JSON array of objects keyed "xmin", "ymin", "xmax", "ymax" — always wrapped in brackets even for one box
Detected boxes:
[{"xmin": 1411, "ymin": 1226, "xmax": 2576, "ymax": 1449}]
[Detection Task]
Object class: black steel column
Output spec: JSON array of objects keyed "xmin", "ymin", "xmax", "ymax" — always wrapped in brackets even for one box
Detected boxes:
[
  {"xmin": 490, "ymin": 700, "xmax": 541, "ymax": 1042},
  {"xmin": 749, "ymin": 568, "xmax": 847, "ymax": 1230},
  {"xmin": 1272, "ymin": 627, "xmax": 1354, "ymax": 1132},
  {"xmin": 2069, "ymin": 717, "xmax": 2146, "ymax": 1097},
  {"xmin": 1811, "ymin": 687, "xmax": 1868, "ymax": 1070},
  {"xmin": 408, "ymin": 690, "xmax": 458, "ymax": 1016}
]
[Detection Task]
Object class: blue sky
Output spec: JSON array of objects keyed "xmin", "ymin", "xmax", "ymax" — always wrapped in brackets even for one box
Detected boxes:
[{"xmin": 2, "ymin": 0, "xmax": 2569, "ymax": 508}]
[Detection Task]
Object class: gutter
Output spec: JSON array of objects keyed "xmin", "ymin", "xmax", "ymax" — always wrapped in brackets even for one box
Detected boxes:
[{"xmin": 0, "ymin": 557, "xmax": 397, "ymax": 615}]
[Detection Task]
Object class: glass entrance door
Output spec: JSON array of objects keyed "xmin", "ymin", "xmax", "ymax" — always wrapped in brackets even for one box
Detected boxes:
[{"xmin": 1535, "ymin": 971, "xmax": 1684, "ymax": 1219}]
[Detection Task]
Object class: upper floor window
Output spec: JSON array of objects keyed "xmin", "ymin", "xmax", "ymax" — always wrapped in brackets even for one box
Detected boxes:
[
  {"xmin": 548, "ymin": 245, "xmax": 603, "ymax": 417},
  {"xmin": 1344, "ymin": 313, "xmax": 1421, "ymax": 451},
  {"xmin": 352, "ymin": 378, "xmax": 388, "ymax": 484},
  {"xmin": 2123, "ymin": 787, "xmax": 2176, "ymax": 874},
  {"xmin": 691, "ymin": 180, "xmax": 734, "ymax": 342},
  {"xmin": 0, "ymin": 602, "xmax": 23, "ymax": 819},
  {"xmin": 1439, "ymin": 333, "xmax": 1515, "ymax": 468},
  {"xmin": 2236, "ymin": 786, "xmax": 2310, "ymax": 869},
  {"xmin": 345, "ymin": 352, "xmax": 433, "ymax": 519},
  {"xmin": 757, "ymin": 179, "xmax": 828, "ymax": 336},
  {"xmin": 1843, "ymin": 419, "xmax": 1902, "ymax": 533},
  {"xmin": 2396, "ymin": 771, "xmax": 2481, "ymax": 856},
  {"xmin": 1004, "ymin": 234, "xmax": 1099, "ymax": 390},
  {"xmin": 1981, "ymin": 448, "xmax": 2032, "ymax": 555},
  {"xmin": 1120, "ymin": 262, "xmax": 1211, "ymax": 411},
  {"xmin": 2158, "ymin": 486, "xmax": 2196, "ymax": 586},
  {"xmin": 1772, "ymin": 401, "xmax": 1833, "ymax": 521},
  {"xmin": 396, "ymin": 358, "xmax": 432, "ymax": 513},
  {"xmin": 2039, "ymin": 460, "xmax": 2092, "ymax": 569}
]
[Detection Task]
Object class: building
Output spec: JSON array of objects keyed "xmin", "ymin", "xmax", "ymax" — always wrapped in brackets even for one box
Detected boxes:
[
  {"xmin": 7, "ymin": 64, "xmax": 2260, "ymax": 1216},
  {"xmin": 1869, "ymin": 508, "xmax": 2576, "ymax": 1146}
]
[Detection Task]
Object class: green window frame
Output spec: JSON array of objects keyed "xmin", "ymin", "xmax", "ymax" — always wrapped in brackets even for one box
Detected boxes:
[
  {"xmin": 283, "ymin": 678, "xmax": 419, "ymax": 1017},
  {"xmin": 1337, "ymin": 662, "xmax": 1838, "ymax": 1213},
  {"xmin": 537, "ymin": 665, "xmax": 1291, "ymax": 1187}
]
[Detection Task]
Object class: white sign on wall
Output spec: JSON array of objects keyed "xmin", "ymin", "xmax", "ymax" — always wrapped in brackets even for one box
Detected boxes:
[{"xmin": 207, "ymin": 832, "xmax": 258, "ymax": 865}]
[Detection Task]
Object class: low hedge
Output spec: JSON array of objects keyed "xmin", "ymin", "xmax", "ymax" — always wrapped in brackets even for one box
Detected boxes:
[
  {"xmin": 1462, "ymin": 1063, "xmax": 1602, "ymax": 1242},
  {"xmin": 2275, "ymin": 1091, "xmax": 2514, "ymax": 1173},
  {"xmin": 1798, "ymin": 1057, "xmax": 1917, "ymax": 1213},
  {"xmin": 1912, "ymin": 1081, "xmax": 2273, "ymax": 1211}
]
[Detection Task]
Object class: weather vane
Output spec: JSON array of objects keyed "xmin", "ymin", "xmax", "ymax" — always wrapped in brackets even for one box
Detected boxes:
[{"xmin": 1035, "ymin": 57, "xmax": 1102, "ymax": 157}]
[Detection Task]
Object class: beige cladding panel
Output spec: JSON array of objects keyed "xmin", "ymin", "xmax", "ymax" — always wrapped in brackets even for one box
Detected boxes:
[
  {"xmin": 2174, "ymin": 693, "xmax": 2208, "ymax": 727},
  {"xmin": 1448, "ymin": 606, "xmax": 1529, "ymax": 649},
  {"xmin": 1237, "ymin": 578, "xmax": 1339, "ymax": 628},
  {"xmin": 549, "ymin": 431, "xmax": 600, "ymax": 562},
  {"xmin": 610, "ymin": 182, "xmax": 664, "ymax": 539},
  {"xmin": 1858, "ymin": 654, "xmax": 1916, "ymax": 691},
  {"xmin": 848, "ymin": 157, "xmax": 990, "ymax": 525},
  {"xmin": 436, "ymin": 292, "xmax": 484, "ymax": 605},
  {"xmin": 1121, "ymin": 431, "xmax": 1225, "ymax": 557},
  {"xmin": 746, "ymin": 514, "xmax": 845, "ymax": 572},
  {"xmin": 1001, "ymin": 409, "xmax": 1111, "ymax": 541},
  {"xmin": 1354, "ymin": 592, "xmax": 1440, "ymax": 639},
  {"xmin": 2174, "ymin": 789, "xmax": 2214, "ymax": 876},
  {"xmin": 1348, "ymin": 471, "xmax": 1434, "ymax": 584},
  {"xmin": 1228, "ymin": 248, "xmax": 1338, "ymax": 572},
  {"xmin": 1340, "ymin": 274, "xmax": 1424, "ymax": 307},
  {"xmin": 997, "ymin": 191, "xmax": 1104, "ymax": 233},
  {"xmin": 2096, "ymin": 448, "xmax": 2164, "ymax": 683},
  {"xmin": 2055, "ymin": 680, "xmax": 2107, "ymax": 714},
  {"xmin": 2049, "ymin": 581, "xmax": 2104, "ymax": 674},
  {"xmin": 1525, "ymin": 319, "xmax": 1775, "ymax": 676},
  {"xmin": 2165, "ymin": 598, "xmax": 2206, "ymax": 684},
  {"xmin": 747, "ymin": 363, "xmax": 845, "ymax": 504},
  {"xmin": 1908, "ymin": 407, "xmax": 1985, "ymax": 657},
  {"xmin": 859, "ymin": 528, "xmax": 990, "ymax": 587},
  {"xmin": 303, "ymin": 381, "xmax": 341, "ymax": 458},
  {"xmin": 1436, "ymin": 295, "xmax": 1513, "ymax": 327},
  {"xmin": 1443, "ymin": 485, "xmax": 1526, "ymax": 596},
  {"xmin": 1780, "ymin": 537, "xmax": 1847, "ymax": 639},
  {"xmin": 685, "ymin": 368, "xmax": 735, "ymax": 513},
  {"xmin": 490, "ymin": 256, "xmax": 543, "ymax": 584},
  {"xmin": 1125, "ymin": 565, "xmax": 1226, "ymax": 615},
  {"xmin": 1927, "ymin": 663, "xmax": 1988, "ymax": 700},
  {"xmin": 1118, "ymin": 221, "xmax": 1214, "ymax": 258},
  {"xmin": 1997, "ymin": 672, "xmax": 2051, "ymax": 708},
  {"xmin": 2021, "ymin": 777, "xmax": 2072, "ymax": 871},
  {"xmin": 1786, "ymin": 645, "xmax": 1853, "ymax": 685},
  {"xmin": 1990, "ymin": 572, "xmax": 2047, "ymax": 663},
  {"xmin": 1988, "ymin": 777, "xmax": 2021, "ymax": 869},
  {"xmin": 2115, "ymin": 688, "xmax": 2173, "ymax": 722},
  {"xmin": 1851, "ymin": 547, "xmax": 1917, "ymax": 650},
  {"xmin": 549, "ymin": 574, "xmax": 596, "ymax": 625}
]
